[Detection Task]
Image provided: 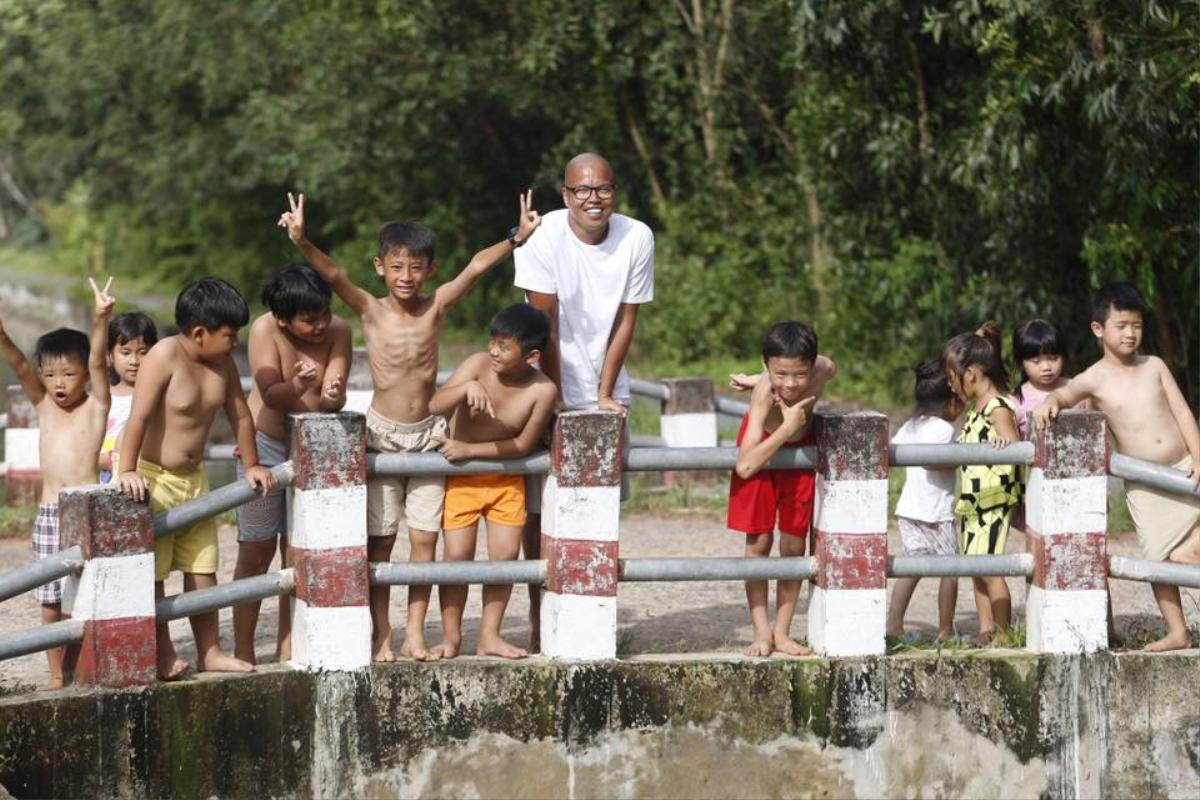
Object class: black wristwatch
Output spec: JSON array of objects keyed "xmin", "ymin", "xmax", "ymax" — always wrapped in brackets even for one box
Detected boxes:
[{"xmin": 507, "ymin": 225, "xmax": 526, "ymax": 248}]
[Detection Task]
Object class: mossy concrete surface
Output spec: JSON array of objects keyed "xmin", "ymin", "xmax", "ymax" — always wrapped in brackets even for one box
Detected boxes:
[{"xmin": 0, "ymin": 651, "xmax": 1197, "ymax": 798}]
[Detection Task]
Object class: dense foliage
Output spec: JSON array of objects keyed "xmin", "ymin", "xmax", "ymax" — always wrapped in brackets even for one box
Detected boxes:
[{"xmin": 1, "ymin": 1, "xmax": 1196, "ymax": 404}]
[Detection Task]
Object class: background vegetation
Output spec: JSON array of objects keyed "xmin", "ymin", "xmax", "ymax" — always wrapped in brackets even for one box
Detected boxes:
[{"xmin": 0, "ymin": 0, "xmax": 1196, "ymax": 405}]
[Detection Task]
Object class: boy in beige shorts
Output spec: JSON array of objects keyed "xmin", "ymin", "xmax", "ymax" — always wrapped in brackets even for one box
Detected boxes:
[{"xmin": 278, "ymin": 190, "xmax": 541, "ymax": 661}]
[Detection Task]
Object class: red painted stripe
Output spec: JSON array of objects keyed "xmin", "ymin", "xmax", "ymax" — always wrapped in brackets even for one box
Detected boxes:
[
  {"xmin": 290, "ymin": 415, "xmax": 367, "ymax": 491},
  {"xmin": 812, "ymin": 529, "xmax": 887, "ymax": 590},
  {"xmin": 292, "ymin": 545, "xmax": 369, "ymax": 606},
  {"xmin": 1026, "ymin": 530, "xmax": 1107, "ymax": 590},
  {"xmin": 71, "ymin": 617, "xmax": 157, "ymax": 687},
  {"xmin": 541, "ymin": 534, "xmax": 619, "ymax": 596},
  {"xmin": 551, "ymin": 412, "xmax": 624, "ymax": 488}
]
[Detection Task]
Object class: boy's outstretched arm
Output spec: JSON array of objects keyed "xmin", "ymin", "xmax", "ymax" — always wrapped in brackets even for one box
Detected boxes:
[
  {"xmin": 278, "ymin": 193, "xmax": 374, "ymax": 317},
  {"xmin": 734, "ymin": 381, "xmax": 815, "ymax": 480},
  {"xmin": 223, "ymin": 358, "xmax": 277, "ymax": 495},
  {"xmin": 87, "ymin": 276, "xmax": 116, "ymax": 410},
  {"xmin": 435, "ymin": 190, "xmax": 541, "ymax": 311},
  {"xmin": 439, "ymin": 382, "xmax": 558, "ymax": 461},
  {"xmin": 116, "ymin": 344, "xmax": 173, "ymax": 502},
  {"xmin": 429, "ymin": 353, "xmax": 494, "ymax": 418},
  {"xmin": 1156, "ymin": 358, "xmax": 1200, "ymax": 486},
  {"xmin": 0, "ymin": 316, "xmax": 44, "ymax": 406},
  {"xmin": 1033, "ymin": 370, "xmax": 1094, "ymax": 429}
]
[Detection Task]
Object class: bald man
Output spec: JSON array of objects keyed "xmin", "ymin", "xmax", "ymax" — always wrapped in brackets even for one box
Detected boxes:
[{"xmin": 514, "ymin": 152, "xmax": 655, "ymax": 650}]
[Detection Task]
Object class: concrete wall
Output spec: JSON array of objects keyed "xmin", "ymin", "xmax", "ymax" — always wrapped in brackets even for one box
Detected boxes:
[{"xmin": 0, "ymin": 652, "xmax": 1197, "ymax": 799}]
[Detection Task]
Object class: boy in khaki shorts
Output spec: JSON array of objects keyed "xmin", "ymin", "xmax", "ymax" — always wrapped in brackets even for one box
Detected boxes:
[{"xmin": 278, "ymin": 191, "xmax": 541, "ymax": 661}]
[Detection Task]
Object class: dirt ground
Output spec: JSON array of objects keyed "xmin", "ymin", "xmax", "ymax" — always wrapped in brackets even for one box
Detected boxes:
[{"xmin": 1, "ymin": 511, "xmax": 1197, "ymax": 693}]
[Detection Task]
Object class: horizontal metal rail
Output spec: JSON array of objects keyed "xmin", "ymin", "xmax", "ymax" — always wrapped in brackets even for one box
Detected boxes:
[
  {"xmin": 156, "ymin": 569, "xmax": 296, "ymax": 622},
  {"xmin": 0, "ymin": 618, "xmax": 85, "ymax": 662},
  {"xmin": 1107, "ymin": 555, "xmax": 1200, "ymax": 589},
  {"xmin": 624, "ymin": 446, "xmax": 817, "ymax": 472},
  {"xmin": 628, "ymin": 377, "xmax": 670, "ymax": 401},
  {"xmin": 1109, "ymin": 453, "xmax": 1200, "ymax": 499},
  {"xmin": 621, "ymin": 556, "xmax": 814, "ymax": 582},
  {"xmin": 370, "ymin": 560, "xmax": 546, "ymax": 586},
  {"xmin": 205, "ymin": 443, "xmax": 237, "ymax": 461},
  {"xmin": 369, "ymin": 451, "xmax": 550, "ymax": 478},
  {"xmin": 891, "ymin": 442, "xmax": 1034, "ymax": 467},
  {"xmin": 888, "ymin": 553, "xmax": 1033, "ymax": 578},
  {"xmin": 713, "ymin": 395, "xmax": 750, "ymax": 418},
  {"xmin": 0, "ymin": 546, "xmax": 85, "ymax": 604},
  {"xmin": 154, "ymin": 461, "xmax": 295, "ymax": 537}
]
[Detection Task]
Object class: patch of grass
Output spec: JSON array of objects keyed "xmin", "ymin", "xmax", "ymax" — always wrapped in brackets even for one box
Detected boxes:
[
  {"xmin": 0, "ymin": 504, "xmax": 36, "ymax": 539},
  {"xmin": 1107, "ymin": 481, "xmax": 1135, "ymax": 536},
  {"xmin": 625, "ymin": 474, "xmax": 728, "ymax": 516}
]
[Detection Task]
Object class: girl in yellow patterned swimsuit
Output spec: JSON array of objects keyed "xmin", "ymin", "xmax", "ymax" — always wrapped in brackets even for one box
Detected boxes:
[{"xmin": 943, "ymin": 322, "xmax": 1022, "ymax": 644}]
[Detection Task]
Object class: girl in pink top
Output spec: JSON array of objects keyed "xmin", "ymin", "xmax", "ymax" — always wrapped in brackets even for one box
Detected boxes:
[{"xmin": 1011, "ymin": 319, "xmax": 1075, "ymax": 439}]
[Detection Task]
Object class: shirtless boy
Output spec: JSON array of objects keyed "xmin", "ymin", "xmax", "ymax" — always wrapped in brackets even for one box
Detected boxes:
[
  {"xmin": 0, "ymin": 277, "xmax": 115, "ymax": 687},
  {"xmin": 728, "ymin": 321, "xmax": 836, "ymax": 657},
  {"xmin": 117, "ymin": 277, "xmax": 277, "ymax": 678},
  {"xmin": 428, "ymin": 303, "xmax": 557, "ymax": 659},
  {"xmin": 1035, "ymin": 282, "xmax": 1200, "ymax": 652},
  {"xmin": 278, "ymin": 190, "xmax": 541, "ymax": 661},
  {"xmin": 232, "ymin": 264, "xmax": 352, "ymax": 663}
]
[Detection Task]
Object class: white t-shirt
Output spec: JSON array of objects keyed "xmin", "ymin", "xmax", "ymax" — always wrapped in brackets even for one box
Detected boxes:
[
  {"xmin": 514, "ymin": 209, "xmax": 655, "ymax": 410},
  {"xmin": 892, "ymin": 415, "xmax": 957, "ymax": 523}
]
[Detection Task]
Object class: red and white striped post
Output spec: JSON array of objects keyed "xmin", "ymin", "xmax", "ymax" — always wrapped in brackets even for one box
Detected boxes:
[
  {"xmin": 660, "ymin": 378, "xmax": 717, "ymax": 448},
  {"xmin": 809, "ymin": 410, "xmax": 890, "ymax": 656},
  {"xmin": 5, "ymin": 385, "xmax": 39, "ymax": 506},
  {"xmin": 288, "ymin": 412, "xmax": 371, "ymax": 670},
  {"xmin": 540, "ymin": 410, "xmax": 624, "ymax": 659},
  {"xmin": 1025, "ymin": 409, "xmax": 1108, "ymax": 653},
  {"xmin": 59, "ymin": 485, "xmax": 157, "ymax": 687}
]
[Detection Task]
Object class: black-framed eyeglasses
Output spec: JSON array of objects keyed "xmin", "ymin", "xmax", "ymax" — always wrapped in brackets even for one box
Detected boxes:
[{"xmin": 563, "ymin": 183, "xmax": 616, "ymax": 201}]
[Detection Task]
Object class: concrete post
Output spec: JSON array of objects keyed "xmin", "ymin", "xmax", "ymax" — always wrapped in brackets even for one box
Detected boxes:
[
  {"xmin": 1025, "ymin": 409, "xmax": 1109, "ymax": 653},
  {"xmin": 5, "ymin": 386, "xmax": 39, "ymax": 506},
  {"xmin": 660, "ymin": 378, "xmax": 717, "ymax": 448},
  {"xmin": 540, "ymin": 410, "xmax": 624, "ymax": 659},
  {"xmin": 288, "ymin": 412, "xmax": 371, "ymax": 670},
  {"xmin": 809, "ymin": 411, "xmax": 890, "ymax": 656},
  {"xmin": 59, "ymin": 485, "xmax": 157, "ymax": 687}
]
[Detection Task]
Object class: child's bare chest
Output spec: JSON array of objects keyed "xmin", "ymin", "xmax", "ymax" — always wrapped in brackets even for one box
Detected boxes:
[
  {"xmin": 1093, "ymin": 368, "xmax": 1166, "ymax": 423},
  {"xmin": 364, "ymin": 307, "xmax": 439, "ymax": 373},
  {"xmin": 164, "ymin": 366, "xmax": 226, "ymax": 418},
  {"xmin": 38, "ymin": 401, "xmax": 103, "ymax": 451}
]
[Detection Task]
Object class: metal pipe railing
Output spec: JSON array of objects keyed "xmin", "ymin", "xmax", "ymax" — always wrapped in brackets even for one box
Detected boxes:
[
  {"xmin": 888, "ymin": 554, "xmax": 1033, "ymax": 578},
  {"xmin": 1109, "ymin": 453, "xmax": 1200, "ymax": 499},
  {"xmin": 628, "ymin": 377, "xmax": 670, "ymax": 401},
  {"xmin": 369, "ymin": 451, "xmax": 550, "ymax": 478},
  {"xmin": 891, "ymin": 442, "xmax": 1034, "ymax": 467},
  {"xmin": 370, "ymin": 560, "xmax": 546, "ymax": 586},
  {"xmin": 0, "ymin": 546, "xmax": 85, "ymax": 604},
  {"xmin": 156, "ymin": 569, "xmax": 296, "ymax": 622},
  {"xmin": 1107, "ymin": 555, "xmax": 1200, "ymax": 589},
  {"xmin": 620, "ymin": 556, "xmax": 814, "ymax": 582},
  {"xmin": 713, "ymin": 395, "xmax": 750, "ymax": 418},
  {"xmin": 154, "ymin": 461, "xmax": 295, "ymax": 537},
  {"xmin": 0, "ymin": 619, "xmax": 85, "ymax": 662}
]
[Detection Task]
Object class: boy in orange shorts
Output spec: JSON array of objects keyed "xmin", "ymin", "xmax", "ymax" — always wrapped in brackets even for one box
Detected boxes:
[
  {"xmin": 728, "ymin": 322, "xmax": 836, "ymax": 657},
  {"xmin": 428, "ymin": 303, "xmax": 557, "ymax": 658}
]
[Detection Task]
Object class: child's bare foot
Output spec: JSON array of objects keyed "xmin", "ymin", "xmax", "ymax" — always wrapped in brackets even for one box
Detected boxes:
[
  {"xmin": 373, "ymin": 630, "xmax": 396, "ymax": 662},
  {"xmin": 773, "ymin": 636, "xmax": 813, "ymax": 656},
  {"xmin": 743, "ymin": 636, "xmax": 773, "ymax": 657},
  {"xmin": 478, "ymin": 634, "xmax": 528, "ymax": 659},
  {"xmin": 430, "ymin": 639, "xmax": 462, "ymax": 659},
  {"xmin": 969, "ymin": 629, "xmax": 995, "ymax": 647},
  {"xmin": 157, "ymin": 639, "xmax": 190, "ymax": 681},
  {"xmin": 399, "ymin": 635, "xmax": 440, "ymax": 662},
  {"xmin": 39, "ymin": 676, "xmax": 64, "ymax": 691},
  {"xmin": 1144, "ymin": 631, "xmax": 1193, "ymax": 652},
  {"xmin": 275, "ymin": 641, "xmax": 291, "ymax": 663},
  {"xmin": 199, "ymin": 649, "xmax": 254, "ymax": 673}
]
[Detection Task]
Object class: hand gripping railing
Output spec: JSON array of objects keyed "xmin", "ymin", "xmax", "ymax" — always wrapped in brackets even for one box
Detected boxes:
[{"xmin": 154, "ymin": 461, "xmax": 295, "ymax": 537}]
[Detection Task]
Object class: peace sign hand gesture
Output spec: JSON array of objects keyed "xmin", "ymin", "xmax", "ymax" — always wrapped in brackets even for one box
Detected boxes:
[
  {"xmin": 515, "ymin": 189, "xmax": 541, "ymax": 243},
  {"xmin": 88, "ymin": 276, "xmax": 116, "ymax": 320},
  {"xmin": 277, "ymin": 192, "xmax": 306, "ymax": 244}
]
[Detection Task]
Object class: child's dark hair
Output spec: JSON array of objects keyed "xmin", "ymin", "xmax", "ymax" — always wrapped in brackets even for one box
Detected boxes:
[
  {"xmin": 1091, "ymin": 281, "xmax": 1148, "ymax": 324},
  {"xmin": 35, "ymin": 328, "xmax": 89, "ymax": 369},
  {"xmin": 107, "ymin": 312, "xmax": 159, "ymax": 385},
  {"xmin": 377, "ymin": 221, "xmax": 436, "ymax": 261},
  {"xmin": 762, "ymin": 321, "xmax": 818, "ymax": 362},
  {"xmin": 911, "ymin": 359, "xmax": 954, "ymax": 419},
  {"xmin": 175, "ymin": 277, "xmax": 249, "ymax": 333},
  {"xmin": 942, "ymin": 321, "xmax": 1009, "ymax": 394},
  {"xmin": 1011, "ymin": 319, "xmax": 1066, "ymax": 401},
  {"xmin": 262, "ymin": 264, "xmax": 332, "ymax": 320},
  {"xmin": 489, "ymin": 303, "xmax": 550, "ymax": 354}
]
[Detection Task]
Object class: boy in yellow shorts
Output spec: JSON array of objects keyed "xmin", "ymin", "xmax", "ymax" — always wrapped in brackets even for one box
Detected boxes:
[
  {"xmin": 428, "ymin": 303, "xmax": 558, "ymax": 658},
  {"xmin": 118, "ymin": 278, "xmax": 276, "ymax": 679}
]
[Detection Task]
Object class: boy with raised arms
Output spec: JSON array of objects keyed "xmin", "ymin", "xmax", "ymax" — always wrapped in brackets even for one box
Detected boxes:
[
  {"xmin": 117, "ymin": 277, "xmax": 277, "ymax": 679},
  {"xmin": 1035, "ymin": 282, "xmax": 1200, "ymax": 652},
  {"xmin": 233, "ymin": 264, "xmax": 352, "ymax": 664},
  {"xmin": 278, "ymin": 191, "xmax": 541, "ymax": 661},
  {"xmin": 0, "ymin": 277, "xmax": 115, "ymax": 687},
  {"xmin": 428, "ymin": 303, "xmax": 557, "ymax": 659}
]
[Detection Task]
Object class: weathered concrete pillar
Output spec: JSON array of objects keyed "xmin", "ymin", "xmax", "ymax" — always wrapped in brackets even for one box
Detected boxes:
[
  {"xmin": 660, "ymin": 378, "xmax": 717, "ymax": 448},
  {"xmin": 59, "ymin": 485, "xmax": 157, "ymax": 687},
  {"xmin": 5, "ymin": 385, "xmax": 39, "ymax": 506},
  {"xmin": 1025, "ymin": 409, "xmax": 1108, "ymax": 653},
  {"xmin": 288, "ymin": 412, "xmax": 371, "ymax": 670},
  {"xmin": 343, "ymin": 347, "xmax": 372, "ymax": 415},
  {"xmin": 810, "ymin": 411, "xmax": 889, "ymax": 656},
  {"xmin": 540, "ymin": 411, "xmax": 623, "ymax": 659}
]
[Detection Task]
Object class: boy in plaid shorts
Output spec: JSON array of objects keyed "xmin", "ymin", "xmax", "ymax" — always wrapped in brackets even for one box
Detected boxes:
[{"xmin": 0, "ymin": 278, "xmax": 116, "ymax": 687}]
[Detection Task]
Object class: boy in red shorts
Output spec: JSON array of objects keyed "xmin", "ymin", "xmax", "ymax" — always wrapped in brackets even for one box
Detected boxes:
[{"xmin": 728, "ymin": 322, "xmax": 836, "ymax": 657}]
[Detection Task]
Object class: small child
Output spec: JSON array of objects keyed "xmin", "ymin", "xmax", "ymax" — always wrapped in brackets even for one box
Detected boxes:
[
  {"xmin": 1011, "ymin": 318, "xmax": 1074, "ymax": 440},
  {"xmin": 117, "ymin": 277, "xmax": 277, "ymax": 679},
  {"xmin": 99, "ymin": 312, "xmax": 158, "ymax": 482},
  {"xmin": 0, "ymin": 277, "xmax": 115, "ymax": 687},
  {"xmin": 943, "ymin": 322, "xmax": 1022, "ymax": 645},
  {"xmin": 427, "ymin": 303, "xmax": 557, "ymax": 659},
  {"xmin": 232, "ymin": 264, "xmax": 352, "ymax": 664},
  {"xmin": 886, "ymin": 360, "xmax": 964, "ymax": 641},
  {"xmin": 278, "ymin": 190, "xmax": 541, "ymax": 662},
  {"xmin": 1035, "ymin": 282, "xmax": 1200, "ymax": 651},
  {"xmin": 728, "ymin": 321, "xmax": 836, "ymax": 657}
]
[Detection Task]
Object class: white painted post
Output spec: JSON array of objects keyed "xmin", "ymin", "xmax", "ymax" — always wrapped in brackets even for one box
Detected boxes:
[
  {"xmin": 809, "ymin": 411, "xmax": 890, "ymax": 656},
  {"xmin": 287, "ymin": 412, "xmax": 372, "ymax": 670},
  {"xmin": 1025, "ymin": 409, "xmax": 1109, "ymax": 653},
  {"xmin": 660, "ymin": 378, "xmax": 717, "ymax": 448},
  {"xmin": 5, "ymin": 385, "xmax": 39, "ymax": 506},
  {"xmin": 540, "ymin": 411, "xmax": 624, "ymax": 659},
  {"xmin": 343, "ymin": 347, "xmax": 372, "ymax": 415}
]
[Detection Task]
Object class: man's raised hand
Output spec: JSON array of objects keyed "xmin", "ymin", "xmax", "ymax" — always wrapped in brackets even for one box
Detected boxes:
[
  {"xmin": 277, "ymin": 192, "xmax": 306, "ymax": 244},
  {"xmin": 515, "ymin": 189, "xmax": 541, "ymax": 243},
  {"xmin": 89, "ymin": 276, "xmax": 116, "ymax": 319}
]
